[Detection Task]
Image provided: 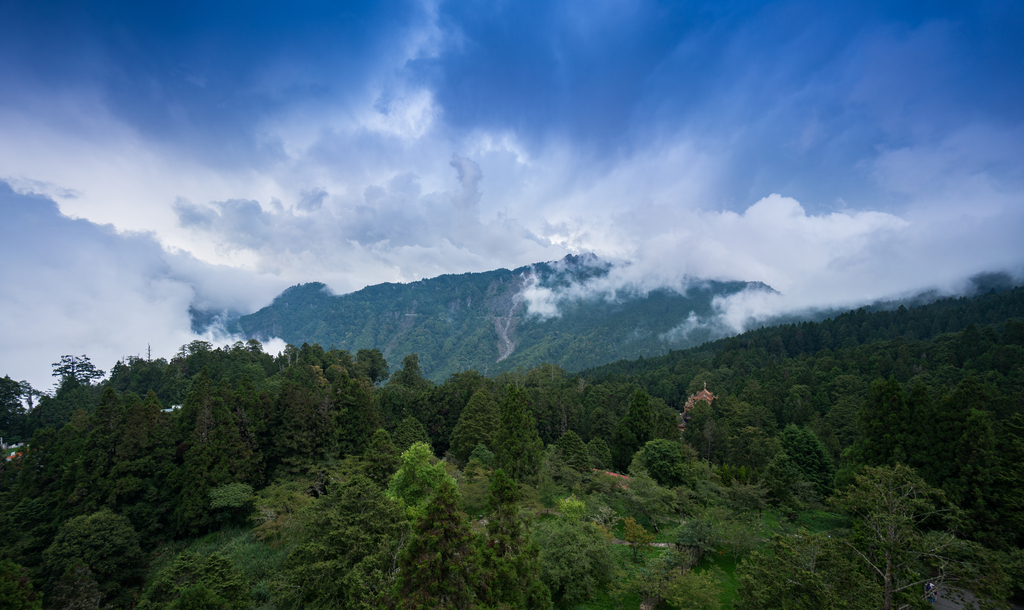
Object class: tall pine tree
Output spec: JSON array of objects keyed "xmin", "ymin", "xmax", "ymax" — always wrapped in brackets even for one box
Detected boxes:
[{"xmin": 494, "ymin": 385, "xmax": 543, "ymax": 482}]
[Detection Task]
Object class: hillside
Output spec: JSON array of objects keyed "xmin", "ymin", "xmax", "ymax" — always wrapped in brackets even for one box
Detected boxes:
[{"xmin": 233, "ymin": 254, "xmax": 771, "ymax": 381}]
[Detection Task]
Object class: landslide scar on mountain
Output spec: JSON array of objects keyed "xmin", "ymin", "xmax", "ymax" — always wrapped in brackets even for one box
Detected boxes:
[{"xmin": 487, "ymin": 274, "xmax": 526, "ymax": 362}]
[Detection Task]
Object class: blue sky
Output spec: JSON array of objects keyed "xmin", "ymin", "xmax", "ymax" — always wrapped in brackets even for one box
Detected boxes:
[{"xmin": 2, "ymin": 0, "xmax": 1023, "ymax": 387}]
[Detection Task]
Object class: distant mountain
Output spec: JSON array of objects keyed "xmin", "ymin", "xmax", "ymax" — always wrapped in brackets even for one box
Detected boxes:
[{"xmin": 232, "ymin": 254, "xmax": 773, "ymax": 381}]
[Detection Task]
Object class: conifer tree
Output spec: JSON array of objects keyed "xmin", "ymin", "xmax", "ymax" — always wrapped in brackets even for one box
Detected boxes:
[
  {"xmin": 478, "ymin": 468, "xmax": 553, "ymax": 609},
  {"xmin": 494, "ymin": 385, "xmax": 543, "ymax": 482},
  {"xmin": 393, "ymin": 478, "xmax": 478, "ymax": 610},
  {"xmin": 393, "ymin": 416, "xmax": 431, "ymax": 453},
  {"xmin": 111, "ymin": 391, "xmax": 175, "ymax": 545},
  {"xmin": 556, "ymin": 430, "xmax": 591, "ymax": 473},
  {"xmin": 449, "ymin": 388, "xmax": 499, "ymax": 462},
  {"xmin": 336, "ymin": 371, "xmax": 380, "ymax": 456},
  {"xmin": 612, "ymin": 389, "xmax": 655, "ymax": 471},
  {"xmin": 364, "ymin": 428, "xmax": 401, "ymax": 487},
  {"xmin": 587, "ymin": 437, "xmax": 612, "ymax": 470},
  {"xmin": 174, "ymin": 381, "xmax": 258, "ymax": 535},
  {"xmin": 68, "ymin": 388, "xmax": 125, "ymax": 517}
]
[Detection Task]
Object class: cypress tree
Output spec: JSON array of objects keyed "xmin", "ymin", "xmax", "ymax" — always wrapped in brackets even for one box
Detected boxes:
[
  {"xmin": 393, "ymin": 416, "xmax": 430, "ymax": 453},
  {"xmin": 494, "ymin": 385, "xmax": 543, "ymax": 482},
  {"xmin": 364, "ymin": 428, "xmax": 401, "ymax": 487},
  {"xmin": 449, "ymin": 389, "xmax": 499, "ymax": 462},
  {"xmin": 611, "ymin": 390, "xmax": 654, "ymax": 471},
  {"xmin": 478, "ymin": 468, "xmax": 553, "ymax": 609},
  {"xmin": 394, "ymin": 478, "xmax": 478, "ymax": 610},
  {"xmin": 556, "ymin": 430, "xmax": 590, "ymax": 473}
]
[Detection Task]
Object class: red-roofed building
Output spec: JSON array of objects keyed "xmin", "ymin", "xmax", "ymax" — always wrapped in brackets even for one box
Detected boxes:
[{"xmin": 679, "ymin": 382, "xmax": 717, "ymax": 431}]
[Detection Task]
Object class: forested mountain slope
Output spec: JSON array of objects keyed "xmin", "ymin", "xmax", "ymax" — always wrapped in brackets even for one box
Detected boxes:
[
  {"xmin": 2, "ymin": 283, "xmax": 1023, "ymax": 609},
  {"xmin": 233, "ymin": 254, "xmax": 769, "ymax": 381}
]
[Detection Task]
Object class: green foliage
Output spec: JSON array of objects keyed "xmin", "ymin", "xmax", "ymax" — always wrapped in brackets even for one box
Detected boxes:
[
  {"xmin": 448, "ymin": 388, "xmax": 498, "ymax": 462},
  {"xmin": 0, "ymin": 559, "xmax": 42, "ymax": 610},
  {"xmin": 533, "ymin": 518, "xmax": 614, "ymax": 604},
  {"xmin": 675, "ymin": 515, "xmax": 718, "ymax": 564},
  {"xmin": 467, "ymin": 442, "xmax": 495, "ymax": 466},
  {"xmin": 557, "ymin": 494, "xmax": 587, "ymax": 522},
  {"xmin": 394, "ymin": 478, "xmax": 478, "ymax": 610},
  {"xmin": 387, "ymin": 441, "xmax": 456, "ymax": 516},
  {"xmin": 392, "ymin": 415, "xmax": 430, "ymax": 453},
  {"xmin": 364, "ymin": 428, "xmax": 401, "ymax": 486},
  {"xmin": 736, "ymin": 530, "xmax": 879, "ymax": 610},
  {"xmin": 137, "ymin": 551, "xmax": 251, "ymax": 610},
  {"xmin": 763, "ymin": 450, "xmax": 801, "ymax": 508},
  {"xmin": 587, "ymin": 437, "xmax": 612, "ymax": 470},
  {"xmin": 623, "ymin": 516, "xmax": 655, "ymax": 563},
  {"xmin": 42, "ymin": 510, "xmax": 145, "ymax": 609},
  {"xmin": 494, "ymin": 385, "xmax": 543, "ymax": 482},
  {"xmin": 780, "ymin": 425, "xmax": 834, "ymax": 497},
  {"xmin": 612, "ymin": 390, "xmax": 654, "ymax": 471},
  {"xmin": 556, "ymin": 430, "xmax": 591, "ymax": 473},
  {"xmin": 478, "ymin": 469, "xmax": 553, "ymax": 609},
  {"xmin": 664, "ymin": 566, "xmax": 725, "ymax": 610},
  {"xmin": 831, "ymin": 464, "xmax": 1010, "ymax": 610},
  {"xmin": 279, "ymin": 475, "xmax": 409, "ymax": 610},
  {"xmin": 639, "ymin": 438, "xmax": 687, "ymax": 487}
]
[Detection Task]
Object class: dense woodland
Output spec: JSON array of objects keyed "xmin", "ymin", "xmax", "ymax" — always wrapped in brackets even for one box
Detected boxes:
[{"xmin": 2, "ymin": 286, "xmax": 1023, "ymax": 609}]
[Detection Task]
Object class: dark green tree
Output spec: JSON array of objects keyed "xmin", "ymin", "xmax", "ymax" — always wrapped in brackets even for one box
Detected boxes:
[
  {"xmin": 393, "ymin": 478, "xmax": 478, "ymax": 610},
  {"xmin": 449, "ymin": 388, "xmax": 499, "ymax": 462},
  {"xmin": 494, "ymin": 385, "xmax": 543, "ymax": 482},
  {"xmin": 393, "ymin": 416, "xmax": 431, "ymax": 454},
  {"xmin": 364, "ymin": 428, "xmax": 401, "ymax": 487},
  {"xmin": 779, "ymin": 425, "xmax": 834, "ymax": 496},
  {"xmin": 736, "ymin": 530, "xmax": 879, "ymax": 610},
  {"xmin": 280, "ymin": 475, "xmax": 409, "ymax": 610},
  {"xmin": 612, "ymin": 389, "xmax": 655, "ymax": 471},
  {"xmin": 355, "ymin": 348, "xmax": 390, "ymax": 384},
  {"xmin": 477, "ymin": 468, "xmax": 553, "ymax": 609},
  {"xmin": 533, "ymin": 518, "xmax": 614, "ymax": 604},
  {"xmin": 587, "ymin": 437, "xmax": 612, "ymax": 470},
  {"xmin": 556, "ymin": 430, "xmax": 591, "ymax": 473},
  {"xmin": 42, "ymin": 510, "xmax": 144, "ymax": 609},
  {"xmin": 0, "ymin": 376, "xmax": 28, "ymax": 443},
  {"xmin": 0, "ymin": 558, "xmax": 42, "ymax": 610},
  {"xmin": 640, "ymin": 438, "xmax": 686, "ymax": 487}
]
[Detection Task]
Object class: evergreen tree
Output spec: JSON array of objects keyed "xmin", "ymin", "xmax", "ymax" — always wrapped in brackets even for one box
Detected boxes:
[
  {"xmin": 393, "ymin": 416, "xmax": 431, "ymax": 453},
  {"xmin": 387, "ymin": 442, "xmax": 456, "ymax": 515},
  {"xmin": 281, "ymin": 476, "xmax": 409, "ymax": 610},
  {"xmin": 364, "ymin": 428, "xmax": 401, "ymax": 487},
  {"xmin": 477, "ymin": 469, "xmax": 553, "ymax": 609},
  {"xmin": 449, "ymin": 388, "xmax": 499, "ymax": 462},
  {"xmin": 335, "ymin": 371, "xmax": 380, "ymax": 456},
  {"xmin": 587, "ymin": 437, "xmax": 612, "ymax": 470},
  {"xmin": 42, "ymin": 510, "xmax": 144, "ymax": 609},
  {"xmin": 612, "ymin": 389, "xmax": 655, "ymax": 471},
  {"xmin": 779, "ymin": 425, "xmax": 834, "ymax": 497},
  {"xmin": 393, "ymin": 478, "xmax": 478, "ymax": 610},
  {"xmin": 111, "ymin": 391, "xmax": 175, "ymax": 546},
  {"xmin": 67, "ymin": 388, "xmax": 125, "ymax": 517},
  {"xmin": 137, "ymin": 551, "xmax": 251, "ymax": 610},
  {"xmin": 174, "ymin": 381, "xmax": 258, "ymax": 535},
  {"xmin": 494, "ymin": 385, "xmax": 543, "ymax": 482},
  {"xmin": 556, "ymin": 430, "xmax": 591, "ymax": 473}
]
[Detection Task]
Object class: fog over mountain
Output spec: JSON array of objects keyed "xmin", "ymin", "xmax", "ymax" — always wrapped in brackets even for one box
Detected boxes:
[{"xmin": 2, "ymin": 1, "xmax": 1023, "ymax": 389}]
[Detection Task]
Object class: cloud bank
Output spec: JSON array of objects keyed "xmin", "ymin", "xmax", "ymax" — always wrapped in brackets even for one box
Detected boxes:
[{"xmin": 1, "ymin": 1, "xmax": 1023, "ymax": 386}]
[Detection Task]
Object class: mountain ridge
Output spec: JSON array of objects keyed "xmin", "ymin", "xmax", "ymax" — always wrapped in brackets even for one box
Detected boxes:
[{"xmin": 231, "ymin": 255, "xmax": 772, "ymax": 381}]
